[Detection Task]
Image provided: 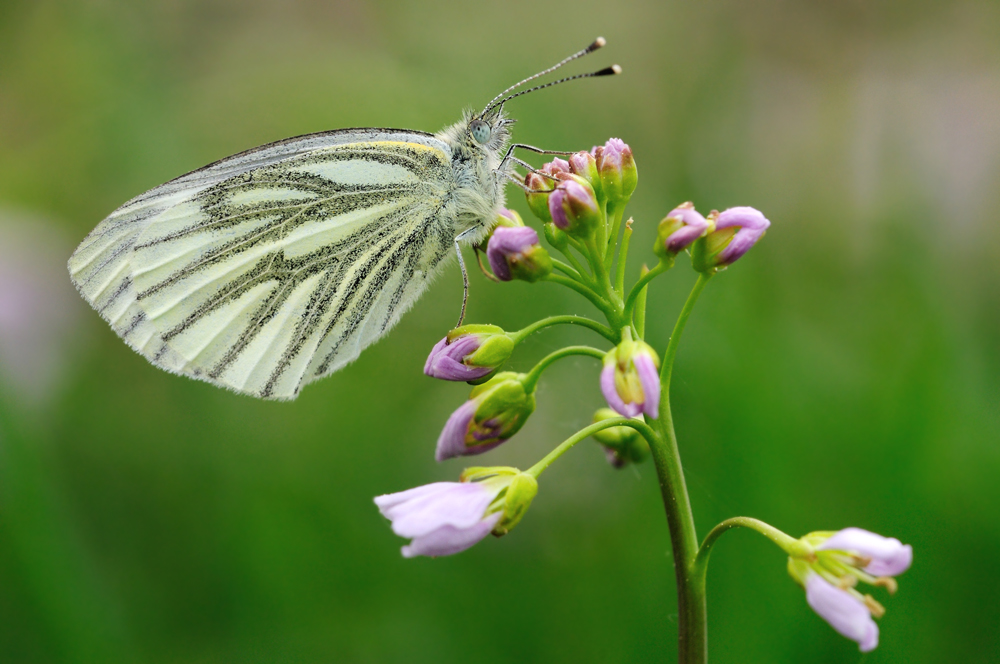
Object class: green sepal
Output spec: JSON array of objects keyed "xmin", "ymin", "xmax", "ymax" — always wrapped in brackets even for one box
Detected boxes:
[
  {"xmin": 492, "ymin": 472, "xmax": 538, "ymax": 536},
  {"xmin": 447, "ymin": 324, "xmax": 504, "ymax": 342},
  {"xmin": 465, "ymin": 335, "xmax": 515, "ymax": 368},
  {"xmin": 460, "ymin": 466, "xmax": 520, "ymax": 483},
  {"xmin": 543, "ymin": 222, "xmax": 569, "ymax": 250},
  {"xmin": 507, "ymin": 245, "xmax": 553, "ymax": 283}
]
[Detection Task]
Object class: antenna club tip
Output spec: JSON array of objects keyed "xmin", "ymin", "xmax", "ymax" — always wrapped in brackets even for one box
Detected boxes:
[
  {"xmin": 592, "ymin": 36, "xmax": 607, "ymax": 49},
  {"xmin": 611, "ymin": 64, "xmax": 622, "ymax": 75}
]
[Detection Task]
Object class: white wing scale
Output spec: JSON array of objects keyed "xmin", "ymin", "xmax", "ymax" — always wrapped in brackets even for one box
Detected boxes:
[{"xmin": 69, "ymin": 130, "xmax": 459, "ymax": 400}]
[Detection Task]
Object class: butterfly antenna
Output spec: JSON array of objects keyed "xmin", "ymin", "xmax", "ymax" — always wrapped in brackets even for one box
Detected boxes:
[
  {"xmin": 480, "ymin": 37, "xmax": 607, "ymax": 116},
  {"xmin": 482, "ymin": 65, "xmax": 622, "ymax": 116}
]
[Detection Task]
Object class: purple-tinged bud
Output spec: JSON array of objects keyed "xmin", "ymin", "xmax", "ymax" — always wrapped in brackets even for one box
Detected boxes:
[
  {"xmin": 595, "ymin": 138, "xmax": 637, "ymax": 208},
  {"xmin": 424, "ymin": 324, "xmax": 514, "ymax": 382},
  {"xmin": 435, "ymin": 372, "xmax": 535, "ymax": 461},
  {"xmin": 654, "ymin": 202, "xmax": 710, "ymax": 259},
  {"xmin": 787, "ymin": 527, "xmax": 912, "ymax": 652},
  {"xmin": 691, "ymin": 206, "xmax": 770, "ymax": 272},
  {"xmin": 591, "ymin": 407, "xmax": 649, "ymax": 468},
  {"xmin": 600, "ymin": 339, "xmax": 661, "ymax": 419},
  {"xmin": 548, "ymin": 175, "xmax": 600, "ymax": 237},
  {"xmin": 496, "ymin": 207, "xmax": 522, "ymax": 228},
  {"xmin": 524, "ymin": 159, "xmax": 570, "ymax": 222},
  {"xmin": 568, "ymin": 150, "xmax": 602, "ymax": 199},
  {"xmin": 487, "ymin": 226, "xmax": 552, "ymax": 283}
]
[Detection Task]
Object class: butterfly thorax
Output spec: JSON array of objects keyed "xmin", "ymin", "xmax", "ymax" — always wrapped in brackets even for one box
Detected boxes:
[{"xmin": 435, "ymin": 109, "xmax": 513, "ymax": 246}]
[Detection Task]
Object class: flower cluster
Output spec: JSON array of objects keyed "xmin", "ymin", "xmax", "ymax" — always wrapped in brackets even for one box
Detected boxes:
[{"xmin": 372, "ymin": 133, "xmax": 909, "ymax": 656}]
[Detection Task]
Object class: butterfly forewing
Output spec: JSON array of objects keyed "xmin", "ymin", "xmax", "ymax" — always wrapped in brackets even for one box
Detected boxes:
[{"xmin": 69, "ymin": 131, "xmax": 458, "ymax": 400}]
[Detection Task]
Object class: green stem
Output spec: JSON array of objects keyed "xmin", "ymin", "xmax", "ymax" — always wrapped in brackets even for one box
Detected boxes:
[
  {"xmin": 508, "ymin": 316, "xmax": 617, "ymax": 345},
  {"xmin": 526, "ymin": 417, "xmax": 659, "ymax": 478},
  {"xmin": 614, "ymin": 221, "xmax": 632, "ymax": 297},
  {"xmin": 646, "ymin": 271, "xmax": 713, "ymax": 664},
  {"xmin": 543, "ymin": 273, "xmax": 615, "ymax": 320},
  {"xmin": 635, "ymin": 265, "xmax": 650, "ymax": 338},
  {"xmin": 604, "ymin": 204, "xmax": 625, "ymax": 271},
  {"xmin": 551, "ymin": 258, "xmax": 584, "ymax": 282},
  {"xmin": 694, "ymin": 518, "xmax": 806, "ymax": 577},
  {"xmin": 555, "ymin": 244, "xmax": 595, "ymax": 286},
  {"xmin": 521, "ymin": 345, "xmax": 606, "ymax": 392},
  {"xmin": 623, "ymin": 258, "xmax": 673, "ymax": 324}
]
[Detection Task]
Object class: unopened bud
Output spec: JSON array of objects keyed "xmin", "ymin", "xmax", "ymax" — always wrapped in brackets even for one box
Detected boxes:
[
  {"xmin": 487, "ymin": 225, "xmax": 552, "ymax": 283},
  {"xmin": 548, "ymin": 175, "xmax": 600, "ymax": 237}
]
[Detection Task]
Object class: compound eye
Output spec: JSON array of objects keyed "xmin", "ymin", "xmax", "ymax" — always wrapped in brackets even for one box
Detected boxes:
[{"xmin": 470, "ymin": 119, "xmax": 491, "ymax": 144}]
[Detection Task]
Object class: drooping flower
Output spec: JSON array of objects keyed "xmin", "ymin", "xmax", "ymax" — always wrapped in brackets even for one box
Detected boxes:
[
  {"xmin": 374, "ymin": 466, "xmax": 538, "ymax": 557},
  {"xmin": 424, "ymin": 324, "xmax": 514, "ymax": 382},
  {"xmin": 435, "ymin": 372, "xmax": 536, "ymax": 461},
  {"xmin": 654, "ymin": 202, "xmax": 711, "ymax": 259},
  {"xmin": 600, "ymin": 339, "xmax": 661, "ymax": 419},
  {"xmin": 787, "ymin": 527, "xmax": 912, "ymax": 652},
  {"xmin": 487, "ymin": 225, "xmax": 552, "ymax": 282},
  {"xmin": 374, "ymin": 481, "xmax": 502, "ymax": 558},
  {"xmin": 692, "ymin": 206, "xmax": 771, "ymax": 272}
]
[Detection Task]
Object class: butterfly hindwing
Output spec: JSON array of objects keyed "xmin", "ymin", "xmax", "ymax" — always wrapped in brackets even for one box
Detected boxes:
[{"xmin": 69, "ymin": 131, "xmax": 458, "ymax": 399}]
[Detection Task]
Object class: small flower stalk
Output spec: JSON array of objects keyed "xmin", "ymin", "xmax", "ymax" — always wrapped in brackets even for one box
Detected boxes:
[
  {"xmin": 601, "ymin": 338, "xmax": 661, "ymax": 419},
  {"xmin": 435, "ymin": 372, "xmax": 536, "ymax": 461},
  {"xmin": 787, "ymin": 528, "xmax": 913, "ymax": 652},
  {"xmin": 424, "ymin": 324, "xmax": 514, "ymax": 382}
]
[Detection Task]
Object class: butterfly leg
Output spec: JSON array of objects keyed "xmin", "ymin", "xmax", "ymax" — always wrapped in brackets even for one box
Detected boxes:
[
  {"xmin": 498, "ymin": 143, "xmax": 574, "ymax": 173},
  {"xmin": 453, "ymin": 228, "xmax": 479, "ymax": 328}
]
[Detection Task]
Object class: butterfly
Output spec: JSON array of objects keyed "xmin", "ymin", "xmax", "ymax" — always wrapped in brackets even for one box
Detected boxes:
[{"xmin": 68, "ymin": 38, "xmax": 619, "ymax": 400}]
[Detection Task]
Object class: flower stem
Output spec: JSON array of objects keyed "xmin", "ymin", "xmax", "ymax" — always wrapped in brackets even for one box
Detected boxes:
[
  {"xmin": 542, "ymin": 273, "xmax": 615, "ymax": 320},
  {"xmin": 623, "ymin": 258, "xmax": 673, "ymax": 324},
  {"xmin": 645, "ymin": 271, "xmax": 713, "ymax": 664},
  {"xmin": 550, "ymin": 258, "xmax": 584, "ymax": 282},
  {"xmin": 635, "ymin": 265, "xmax": 650, "ymax": 338},
  {"xmin": 521, "ymin": 346, "xmax": 606, "ymax": 393},
  {"xmin": 694, "ymin": 518, "xmax": 808, "ymax": 576},
  {"xmin": 614, "ymin": 220, "xmax": 632, "ymax": 297},
  {"xmin": 526, "ymin": 417, "xmax": 659, "ymax": 478},
  {"xmin": 509, "ymin": 316, "xmax": 617, "ymax": 345}
]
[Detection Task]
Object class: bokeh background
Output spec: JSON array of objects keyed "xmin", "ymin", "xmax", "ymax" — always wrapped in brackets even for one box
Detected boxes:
[{"xmin": 1, "ymin": 1, "xmax": 998, "ymax": 662}]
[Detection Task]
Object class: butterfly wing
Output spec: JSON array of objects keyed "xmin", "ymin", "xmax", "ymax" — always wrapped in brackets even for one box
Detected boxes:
[{"xmin": 69, "ymin": 130, "xmax": 459, "ymax": 400}]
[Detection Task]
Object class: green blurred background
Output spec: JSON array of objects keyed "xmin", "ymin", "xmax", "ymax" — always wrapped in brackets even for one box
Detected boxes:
[{"xmin": 1, "ymin": 1, "xmax": 998, "ymax": 662}]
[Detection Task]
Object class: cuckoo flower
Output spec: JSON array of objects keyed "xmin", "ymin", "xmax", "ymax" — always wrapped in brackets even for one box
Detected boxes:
[
  {"xmin": 435, "ymin": 372, "xmax": 535, "ymax": 461},
  {"xmin": 424, "ymin": 325, "xmax": 514, "ymax": 382},
  {"xmin": 374, "ymin": 467, "xmax": 539, "ymax": 557},
  {"xmin": 600, "ymin": 339, "xmax": 661, "ymax": 419},
  {"xmin": 692, "ymin": 206, "xmax": 771, "ymax": 272},
  {"xmin": 788, "ymin": 528, "xmax": 912, "ymax": 652},
  {"xmin": 654, "ymin": 202, "xmax": 711, "ymax": 258},
  {"xmin": 524, "ymin": 158, "xmax": 570, "ymax": 222},
  {"xmin": 487, "ymin": 225, "xmax": 552, "ymax": 283},
  {"xmin": 548, "ymin": 175, "xmax": 600, "ymax": 237}
]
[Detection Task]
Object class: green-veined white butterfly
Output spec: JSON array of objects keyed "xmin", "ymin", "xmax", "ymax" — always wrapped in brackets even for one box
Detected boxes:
[{"xmin": 68, "ymin": 38, "xmax": 619, "ymax": 400}]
